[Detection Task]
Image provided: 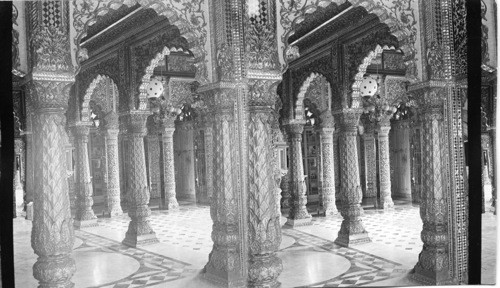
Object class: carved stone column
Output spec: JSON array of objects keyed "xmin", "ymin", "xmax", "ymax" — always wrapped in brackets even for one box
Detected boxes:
[
  {"xmin": 285, "ymin": 120, "xmax": 312, "ymax": 227},
  {"xmin": 362, "ymin": 123, "xmax": 377, "ymax": 199},
  {"xmin": 377, "ymin": 120, "xmax": 394, "ymax": 209},
  {"xmin": 160, "ymin": 116, "xmax": 179, "ymax": 210},
  {"xmin": 14, "ymin": 138, "xmax": 25, "ymax": 217},
  {"xmin": 412, "ymin": 104, "xmax": 451, "ymax": 284},
  {"xmin": 72, "ymin": 123, "xmax": 98, "ymax": 229},
  {"xmin": 204, "ymin": 121, "xmax": 215, "ymax": 200},
  {"xmin": 333, "ymin": 130, "xmax": 340, "ymax": 205},
  {"xmin": 104, "ymin": 112, "xmax": 123, "ymax": 217},
  {"xmin": 247, "ymin": 81, "xmax": 283, "ymax": 287},
  {"xmin": 66, "ymin": 134, "xmax": 76, "ymax": 211},
  {"xmin": 29, "ymin": 79, "xmax": 76, "ymax": 288},
  {"xmin": 280, "ymin": 169, "xmax": 291, "ymax": 211},
  {"xmin": 204, "ymin": 92, "xmax": 246, "ymax": 287},
  {"xmin": 334, "ymin": 110, "xmax": 370, "ymax": 246},
  {"xmin": 122, "ymin": 111, "xmax": 159, "ymax": 247},
  {"xmin": 146, "ymin": 125, "xmax": 161, "ymax": 199},
  {"xmin": 319, "ymin": 113, "xmax": 338, "ymax": 215}
]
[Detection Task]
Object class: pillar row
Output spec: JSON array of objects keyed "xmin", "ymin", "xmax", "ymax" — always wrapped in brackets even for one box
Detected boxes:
[
  {"xmin": 72, "ymin": 123, "xmax": 98, "ymax": 229},
  {"xmin": 334, "ymin": 110, "xmax": 370, "ymax": 247},
  {"xmin": 285, "ymin": 121, "xmax": 312, "ymax": 227},
  {"xmin": 122, "ymin": 110, "xmax": 159, "ymax": 247}
]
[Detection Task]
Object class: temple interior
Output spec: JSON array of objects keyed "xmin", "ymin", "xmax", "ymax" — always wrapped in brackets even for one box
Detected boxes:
[{"xmin": 3, "ymin": 0, "xmax": 498, "ymax": 287}]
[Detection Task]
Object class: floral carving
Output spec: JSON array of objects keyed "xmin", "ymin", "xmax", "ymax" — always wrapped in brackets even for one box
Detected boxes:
[
  {"xmin": 426, "ymin": 41, "xmax": 445, "ymax": 80},
  {"xmin": 12, "ymin": 4, "xmax": 20, "ymax": 71},
  {"xmin": 72, "ymin": 0, "xmax": 208, "ymax": 83},
  {"xmin": 216, "ymin": 43, "xmax": 234, "ymax": 81}
]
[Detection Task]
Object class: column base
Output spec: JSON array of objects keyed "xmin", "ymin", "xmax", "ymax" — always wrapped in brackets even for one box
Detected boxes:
[
  {"xmin": 410, "ymin": 266, "xmax": 457, "ymax": 285},
  {"xmin": 103, "ymin": 207, "xmax": 123, "ymax": 218},
  {"xmin": 202, "ymin": 270, "xmax": 246, "ymax": 288},
  {"xmin": 122, "ymin": 232, "xmax": 159, "ymax": 248},
  {"xmin": 285, "ymin": 216, "xmax": 312, "ymax": 227},
  {"xmin": 334, "ymin": 232, "xmax": 371, "ymax": 247},
  {"xmin": 74, "ymin": 219, "xmax": 99, "ymax": 229},
  {"xmin": 381, "ymin": 198, "xmax": 395, "ymax": 210},
  {"xmin": 325, "ymin": 207, "xmax": 339, "ymax": 216}
]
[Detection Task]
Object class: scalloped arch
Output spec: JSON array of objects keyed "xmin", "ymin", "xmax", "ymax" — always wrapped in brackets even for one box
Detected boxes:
[
  {"xmin": 283, "ymin": 0, "xmax": 412, "ymax": 67},
  {"xmin": 295, "ymin": 72, "xmax": 320, "ymax": 119},
  {"xmin": 73, "ymin": 0, "xmax": 207, "ymax": 84},
  {"xmin": 82, "ymin": 74, "xmax": 118, "ymax": 122}
]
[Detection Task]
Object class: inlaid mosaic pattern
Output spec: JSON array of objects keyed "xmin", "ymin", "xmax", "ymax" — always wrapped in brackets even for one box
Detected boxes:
[
  {"xmin": 310, "ymin": 202, "xmax": 423, "ymax": 253},
  {"xmin": 75, "ymin": 230, "xmax": 199, "ymax": 288},
  {"xmin": 281, "ymin": 229, "xmax": 411, "ymax": 287},
  {"xmin": 97, "ymin": 204, "xmax": 213, "ymax": 253}
]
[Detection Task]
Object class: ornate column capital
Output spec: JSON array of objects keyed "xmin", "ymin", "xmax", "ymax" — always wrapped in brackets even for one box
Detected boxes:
[
  {"xmin": 160, "ymin": 115, "xmax": 177, "ymax": 129},
  {"xmin": 334, "ymin": 108, "xmax": 363, "ymax": 133},
  {"xmin": 127, "ymin": 110, "xmax": 151, "ymax": 136},
  {"xmin": 377, "ymin": 123, "xmax": 391, "ymax": 136},
  {"xmin": 284, "ymin": 120, "xmax": 306, "ymax": 136},
  {"xmin": 28, "ymin": 79, "xmax": 74, "ymax": 111},
  {"xmin": 104, "ymin": 111, "xmax": 119, "ymax": 130},
  {"xmin": 72, "ymin": 122, "xmax": 92, "ymax": 141}
]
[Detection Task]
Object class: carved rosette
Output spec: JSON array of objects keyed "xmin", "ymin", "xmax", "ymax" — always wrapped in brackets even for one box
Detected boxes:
[
  {"xmin": 412, "ymin": 91, "xmax": 451, "ymax": 284},
  {"xmin": 247, "ymin": 108, "xmax": 283, "ymax": 287},
  {"xmin": 285, "ymin": 121, "xmax": 312, "ymax": 226},
  {"xmin": 362, "ymin": 123, "xmax": 377, "ymax": 198},
  {"xmin": 161, "ymin": 116, "xmax": 179, "ymax": 210},
  {"xmin": 377, "ymin": 124, "xmax": 394, "ymax": 209},
  {"xmin": 29, "ymin": 79, "xmax": 76, "ymax": 287},
  {"xmin": 204, "ymin": 106, "xmax": 245, "ymax": 286},
  {"xmin": 72, "ymin": 123, "xmax": 98, "ymax": 228},
  {"xmin": 334, "ymin": 110, "xmax": 370, "ymax": 246},
  {"xmin": 123, "ymin": 111, "xmax": 158, "ymax": 247}
]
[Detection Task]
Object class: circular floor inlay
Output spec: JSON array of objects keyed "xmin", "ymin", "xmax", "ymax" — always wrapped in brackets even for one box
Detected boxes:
[
  {"xmin": 278, "ymin": 250, "xmax": 350, "ymax": 287},
  {"xmin": 73, "ymin": 251, "xmax": 140, "ymax": 287}
]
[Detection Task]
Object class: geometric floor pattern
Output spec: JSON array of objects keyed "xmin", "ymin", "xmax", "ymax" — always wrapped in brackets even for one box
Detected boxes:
[
  {"xmin": 75, "ymin": 230, "xmax": 199, "ymax": 288},
  {"xmin": 310, "ymin": 201, "xmax": 423, "ymax": 253},
  {"xmin": 281, "ymin": 228, "xmax": 411, "ymax": 287},
  {"xmin": 98, "ymin": 203, "xmax": 213, "ymax": 254}
]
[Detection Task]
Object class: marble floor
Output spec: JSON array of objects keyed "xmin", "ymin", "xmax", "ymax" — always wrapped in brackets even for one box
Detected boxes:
[{"xmin": 12, "ymin": 199, "xmax": 497, "ymax": 287}]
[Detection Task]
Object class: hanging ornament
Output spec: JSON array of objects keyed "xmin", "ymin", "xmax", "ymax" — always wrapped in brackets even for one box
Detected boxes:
[
  {"xmin": 360, "ymin": 75, "xmax": 378, "ymax": 97},
  {"xmin": 147, "ymin": 78, "xmax": 164, "ymax": 99}
]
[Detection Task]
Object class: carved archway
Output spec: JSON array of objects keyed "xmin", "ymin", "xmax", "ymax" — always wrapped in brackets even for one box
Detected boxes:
[
  {"xmin": 295, "ymin": 72, "xmax": 332, "ymax": 119},
  {"xmin": 81, "ymin": 74, "xmax": 119, "ymax": 122},
  {"xmin": 136, "ymin": 46, "xmax": 192, "ymax": 110},
  {"xmin": 73, "ymin": 0, "xmax": 208, "ymax": 83},
  {"xmin": 281, "ymin": 0, "xmax": 416, "ymax": 72}
]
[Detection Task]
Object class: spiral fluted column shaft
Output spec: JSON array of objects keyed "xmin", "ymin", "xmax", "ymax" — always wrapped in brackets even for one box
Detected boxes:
[
  {"xmin": 285, "ymin": 122, "xmax": 311, "ymax": 227},
  {"xmin": 122, "ymin": 111, "xmax": 158, "ymax": 247},
  {"xmin": 161, "ymin": 126, "xmax": 179, "ymax": 210},
  {"xmin": 73, "ymin": 124, "xmax": 98, "ymax": 229},
  {"xmin": 378, "ymin": 124, "xmax": 394, "ymax": 209},
  {"xmin": 105, "ymin": 129, "xmax": 123, "ymax": 216},
  {"xmin": 334, "ymin": 111, "xmax": 370, "ymax": 247}
]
